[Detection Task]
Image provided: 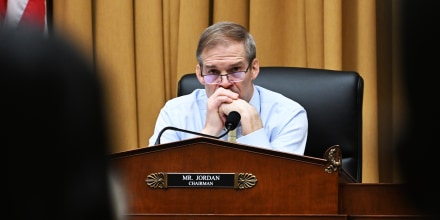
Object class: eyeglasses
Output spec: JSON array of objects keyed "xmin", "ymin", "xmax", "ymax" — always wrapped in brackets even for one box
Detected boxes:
[{"xmin": 201, "ymin": 63, "xmax": 251, "ymax": 85}]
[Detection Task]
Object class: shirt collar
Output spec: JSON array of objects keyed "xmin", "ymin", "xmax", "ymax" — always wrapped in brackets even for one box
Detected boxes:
[{"xmin": 249, "ymin": 85, "xmax": 261, "ymax": 114}]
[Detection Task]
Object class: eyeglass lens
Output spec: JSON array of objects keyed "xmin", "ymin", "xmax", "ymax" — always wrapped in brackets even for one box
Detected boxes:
[{"xmin": 204, "ymin": 72, "xmax": 245, "ymax": 84}]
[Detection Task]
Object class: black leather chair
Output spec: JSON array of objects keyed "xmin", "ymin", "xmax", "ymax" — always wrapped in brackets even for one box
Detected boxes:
[{"xmin": 177, "ymin": 66, "xmax": 364, "ymax": 182}]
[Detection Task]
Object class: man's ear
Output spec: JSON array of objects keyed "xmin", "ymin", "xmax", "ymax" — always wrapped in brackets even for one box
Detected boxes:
[
  {"xmin": 195, "ymin": 64, "xmax": 206, "ymax": 85},
  {"xmin": 251, "ymin": 58, "xmax": 260, "ymax": 81}
]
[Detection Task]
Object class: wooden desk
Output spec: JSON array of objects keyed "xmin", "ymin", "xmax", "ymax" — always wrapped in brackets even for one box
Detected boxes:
[{"xmin": 111, "ymin": 137, "xmax": 433, "ymax": 219}]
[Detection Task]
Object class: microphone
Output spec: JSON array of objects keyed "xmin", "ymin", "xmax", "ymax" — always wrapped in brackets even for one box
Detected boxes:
[
  {"xmin": 154, "ymin": 111, "xmax": 241, "ymax": 145},
  {"xmin": 224, "ymin": 111, "xmax": 241, "ymax": 131}
]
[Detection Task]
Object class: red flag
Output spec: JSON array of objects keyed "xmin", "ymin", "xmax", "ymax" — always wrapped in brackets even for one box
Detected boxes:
[
  {"xmin": 0, "ymin": 0, "xmax": 46, "ymax": 33},
  {"xmin": 0, "ymin": 0, "xmax": 8, "ymax": 24}
]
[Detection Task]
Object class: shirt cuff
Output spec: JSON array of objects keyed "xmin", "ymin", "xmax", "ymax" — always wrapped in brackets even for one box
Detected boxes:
[{"xmin": 237, "ymin": 128, "xmax": 271, "ymax": 149}]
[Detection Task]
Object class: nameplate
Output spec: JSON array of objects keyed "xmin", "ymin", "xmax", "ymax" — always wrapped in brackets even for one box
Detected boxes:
[{"xmin": 146, "ymin": 172, "xmax": 257, "ymax": 190}]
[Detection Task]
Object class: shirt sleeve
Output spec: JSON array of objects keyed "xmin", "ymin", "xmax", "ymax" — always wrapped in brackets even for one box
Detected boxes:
[
  {"xmin": 237, "ymin": 86, "xmax": 308, "ymax": 155},
  {"xmin": 148, "ymin": 89, "xmax": 206, "ymax": 146},
  {"xmin": 236, "ymin": 109, "xmax": 308, "ymax": 155}
]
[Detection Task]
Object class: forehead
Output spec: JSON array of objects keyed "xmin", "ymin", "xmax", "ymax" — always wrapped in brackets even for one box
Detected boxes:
[{"xmin": 201, "ymin": 42, "xmax": 246, "ymax": 67}]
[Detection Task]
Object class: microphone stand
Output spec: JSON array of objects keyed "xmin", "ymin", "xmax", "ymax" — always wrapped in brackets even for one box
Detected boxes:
[
  {"xmin": 154, "ymin": 126, "xmax": 232, "ymax": 145},
  {"xmin": 154, "ymin": 111, "xmax": 241, "ymax": 145}
]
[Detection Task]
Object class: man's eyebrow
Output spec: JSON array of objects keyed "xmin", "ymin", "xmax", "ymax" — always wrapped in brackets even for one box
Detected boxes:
[
  {"xmin": 205, "ymin": 61, "xmax": 245, "ymax": 68},
  {"xmin": 204, "ymin": 64, "xmax": 217, "ymax": 68}
]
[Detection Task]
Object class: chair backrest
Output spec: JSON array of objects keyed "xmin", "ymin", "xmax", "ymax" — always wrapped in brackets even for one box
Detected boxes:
[{"xmin": 177, "ymin": 66, "xmax": 364, "ymax": 182}]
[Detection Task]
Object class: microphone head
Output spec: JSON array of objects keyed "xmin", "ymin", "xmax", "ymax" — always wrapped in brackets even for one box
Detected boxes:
[{"xmin": 225, "ymin": 111, "xmax": 241, "ymax": 130}]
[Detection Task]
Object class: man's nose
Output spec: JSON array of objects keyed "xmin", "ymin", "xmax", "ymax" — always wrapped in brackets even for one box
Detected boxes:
[{"xmin": 218, "ymin": 75, "xmax": 232, "ymax": 85}]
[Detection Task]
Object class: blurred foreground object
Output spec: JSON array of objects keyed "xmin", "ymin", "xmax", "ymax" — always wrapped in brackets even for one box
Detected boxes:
[
  {"xmin": 398, "ymin": 0, "xmax": 439, "ymax": 218},
  {"xmin": 2, "ymin": 28, "xmax": 123, "ymax": 220}
]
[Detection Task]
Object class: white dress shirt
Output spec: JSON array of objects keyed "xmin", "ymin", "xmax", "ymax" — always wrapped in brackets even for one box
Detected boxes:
[{"xmin": 149, "ymin": 85, "xmax": 308, "ymax": 155}]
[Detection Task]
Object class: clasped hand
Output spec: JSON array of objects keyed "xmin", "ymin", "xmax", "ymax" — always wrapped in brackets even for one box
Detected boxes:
[{"xmin": 202, "ymin": 88, "xmax": 263, "ymax": 137}]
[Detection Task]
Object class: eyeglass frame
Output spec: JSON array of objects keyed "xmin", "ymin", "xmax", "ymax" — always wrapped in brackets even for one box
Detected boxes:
[{"xmin": 201, "ymin": 62, "xmax": 252, "ymax": 85}]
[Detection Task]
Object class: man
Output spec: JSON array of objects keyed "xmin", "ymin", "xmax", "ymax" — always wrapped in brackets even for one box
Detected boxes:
[{"xmin": 149, "ymin": 21, "xmax": 308, "ymax": 155}]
